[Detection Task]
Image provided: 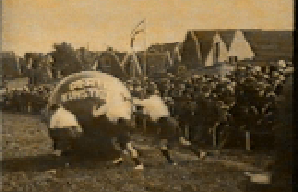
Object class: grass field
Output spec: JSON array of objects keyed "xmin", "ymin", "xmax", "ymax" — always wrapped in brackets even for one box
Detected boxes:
[{"xmin": 1, "ymin": 112, "xmax": 274, "ymax": 192}]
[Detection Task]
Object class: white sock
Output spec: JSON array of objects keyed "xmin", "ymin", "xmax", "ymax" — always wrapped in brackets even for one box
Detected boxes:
[{"xmin": 113, "ymin": 157, "xmax": 123, "ymax": 164}]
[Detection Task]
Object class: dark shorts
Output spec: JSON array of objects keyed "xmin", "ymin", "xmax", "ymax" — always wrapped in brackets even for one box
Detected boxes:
[
  {"xmin": 49, "ymin": 126, "xmax": 83, "ymax": 141},
  {"xmin": 117, "ymin": 133, "xmax": 131, "ymax": 149},
  {"xmin": 154, "ymin": 117, "xmax": 179, "ymax": 140},
  {"xmin": 49, "ymin": 127, "xmax": 83, "ymax": 151}
]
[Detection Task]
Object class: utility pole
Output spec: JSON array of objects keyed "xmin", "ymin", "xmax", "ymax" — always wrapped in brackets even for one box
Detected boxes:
[
  {"xmin": 143, "ymin": 18, "xmax": 147, "ymax": 133},
  {"xmin": 133, "ymin": 55, "xmax": 136, "ymax": 78},
  {"xmin": 142, "ymin": 18, "xmax": 147, "ymax": 97}
]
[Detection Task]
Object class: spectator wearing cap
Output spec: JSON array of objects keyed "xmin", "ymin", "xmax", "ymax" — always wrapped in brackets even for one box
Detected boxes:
[
  {"xmin": 11, "ymin": 89, "xmax": 20, "ymax": 112},
  {"xmin": 20, "ymin": 87, "xmax": 28, "ymax": 113},
  {"xmin": 168, "ymin": 98, "xmax": 175, "ymax": 117},
  {"xmin": 187, "ymin": 99, "xmax": 200, "ymax": 141},
  {"xmin": 172, "ymin": 97, "xmax": 185, "ymax": 136}
]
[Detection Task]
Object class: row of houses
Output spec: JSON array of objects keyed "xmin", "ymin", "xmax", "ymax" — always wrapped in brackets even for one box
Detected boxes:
[
  {"xmin": 92, "ymin": 29, "xmax": 293, "ymax": 79},
  {"xmin": 181, "ymin": 29, "xmax": 292, "ymax": 69},
  {"xmin": 91, "ymin": 42, "xmax": 182, "ymax": 79},
  {"xmin": 1, "ymin": 51, "xmax": 25, "ymax": 79},
  {"xmin": 2, "ymin": 29, "xmax": 293, "ymax": 85}
]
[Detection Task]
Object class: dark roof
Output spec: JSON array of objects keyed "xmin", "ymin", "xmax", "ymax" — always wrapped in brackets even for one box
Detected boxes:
[
  {"xmin": 241, "ymin": 30, "xmax": 293, "ymax": 61},
  {"xmin": 0, "ymin": 51, "xmax": 16, "ymax": 57},
  {"xmin": 147, "ymin": 42, "xmax": 181, "ymax": 53},
  {"xmin": 24, "ymin": 52, "xmax": 45, "ymax": 60},
  {"xmin": 218, "ymin": 30, "xmax": 235, "ymax": 49},
  {"xmin": 187, "ymin": 29, "xmax": 293, "ymax": 63},
  {"xmin": 95, "ymin": 51, "xmax": 127, "ymax": 63},
  {"xmin": 191, "ymin": 31, "xmax": 217, "ymax": 63},
  {"xmin": 135, "ymin": 52, "xmax": 168, "ymax": 67},
  {"xmin": 113, "ymin": 52, "xmax": 127, "ymax": 62}
]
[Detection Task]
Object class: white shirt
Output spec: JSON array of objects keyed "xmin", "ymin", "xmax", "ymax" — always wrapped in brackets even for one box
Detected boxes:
[
  {"xmin": 49, "ymin": 106, "xmax": 82, "ymax": 130},
  {"xmin": 93, "ymin": 101, "xmax": 132, "ymax": 122}
]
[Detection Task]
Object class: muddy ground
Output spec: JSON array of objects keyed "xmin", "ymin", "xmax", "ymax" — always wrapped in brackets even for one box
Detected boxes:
[{"xmin": 1, "ymin": 112, "xmax": 274, "ymax": 192}]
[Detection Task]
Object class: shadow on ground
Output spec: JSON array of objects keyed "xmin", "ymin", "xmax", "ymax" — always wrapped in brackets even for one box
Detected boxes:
[{"xmin": 2, "ymin": 150, "xmax": 122, "ymax": 173}]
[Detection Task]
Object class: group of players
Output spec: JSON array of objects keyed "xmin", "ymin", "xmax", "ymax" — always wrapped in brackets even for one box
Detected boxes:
[{"xmin": 2, "ymin": 61, "xmax": 293, "ymax": 150}]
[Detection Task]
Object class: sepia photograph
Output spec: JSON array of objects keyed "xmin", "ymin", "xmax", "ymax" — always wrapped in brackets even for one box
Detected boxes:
[{"xmin": 1, "ymin": 0, "xmax": 294, "ymax": 191}]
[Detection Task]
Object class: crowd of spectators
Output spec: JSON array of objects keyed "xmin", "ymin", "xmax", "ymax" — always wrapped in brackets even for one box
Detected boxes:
[
  {"xmin": 1, "ymin": 61, "xmax": 293, "ymax": 149},
  {"xmin": 2, "ymin": 84, "xmax": 55, "ymax": 114},
  {"xmin": 124, "ymin": 61, "xmax": 293, "ymax": 148}
]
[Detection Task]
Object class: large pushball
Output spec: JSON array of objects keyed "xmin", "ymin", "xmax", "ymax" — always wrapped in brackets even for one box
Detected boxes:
[{"xmin": 47, "ymin": 71, "xmax": 132, "ymax": 157}]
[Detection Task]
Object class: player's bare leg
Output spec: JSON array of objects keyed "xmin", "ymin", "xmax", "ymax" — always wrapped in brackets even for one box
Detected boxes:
[{"xmin": 126, "ymin": 142, "xmax": 144, "ymax": 170}]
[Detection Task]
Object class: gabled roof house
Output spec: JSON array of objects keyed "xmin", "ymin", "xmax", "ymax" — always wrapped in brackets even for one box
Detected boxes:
[{"xmin": 181, "ymin": 29, "xmax": 293, "ymax": 70}]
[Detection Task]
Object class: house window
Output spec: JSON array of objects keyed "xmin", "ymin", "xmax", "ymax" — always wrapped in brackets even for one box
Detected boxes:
[
  {"xmin": 60, "ymin": 70, "xmax": 66, "ymax": 77},
  {"xmin": 32, "ymin": 60, "xmax": 39, "ymax": 69},
  {"xmin": 27, "ymin": 58, "xmax": 33, "ymax": 69},
  {"xmin": 261, "ymin": 66, "xmax": 269, "ymax": 74},
  {"xmin": 102, "ymin": 57, "xmax": 112, "ymax": 72},
  {"xmin": 214, "ymin": 42, "xmax": 220, "ymax": 64},
  {"xmin": 198, "ymin": 42, "xmax": 203, "ymax": 62},
  {"xmin": 178, "ymin": 66, "xmax": 186, "ymax": 74},
  {"xmin": 51, "ymin": 69, "xmax": 56, "ymax": 78},
  {"xmin": 229, "ymin": 56, "xmax": 238, "ymax": 64}
]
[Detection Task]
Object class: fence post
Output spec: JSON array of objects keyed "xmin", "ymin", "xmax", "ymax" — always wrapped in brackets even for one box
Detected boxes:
[
  {"xmin": 213, "ymin": 125, "xmax": 217, "ymax": 148},
  {"xmin": 132, "ymin": 114, "xmax": 136, "ymax": 131},
  {"xmin": 246, "ymin": 131, "xmax": 251, "ymax": 151},
  {"xmin": 140, "ymin": 78, "xmax": 147, "ymax": 134},
  {"xmin": 185, "ymin": 125, "xmax": 189, "ymax": 140},
  {"xmin": 28, "ymin": 102, "xmax": 32, "ymax": 113},
  {"xmin": 143, "ymin": 116, "xmax": 147, "ymax": 133}
]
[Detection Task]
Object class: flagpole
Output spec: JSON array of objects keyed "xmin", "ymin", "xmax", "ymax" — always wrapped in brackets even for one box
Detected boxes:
[
  {"xmin": 131, "ymin": 19, "xmax": 144, "ymax": 79},
  {"xmin": 144, "ymin": 18, "xmax": 147, "ymax": 79}
]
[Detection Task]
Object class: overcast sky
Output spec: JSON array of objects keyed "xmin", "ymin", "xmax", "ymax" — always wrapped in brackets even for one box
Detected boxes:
[{"xmin": 2, "ymin": 0, "xmax": 293, "ymax": 56}]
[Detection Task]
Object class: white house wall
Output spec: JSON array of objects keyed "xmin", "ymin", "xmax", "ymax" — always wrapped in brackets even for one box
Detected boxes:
[
  {"xmin": 228, "ymin": 30, "xmax": 255, "ymax": 60},
  {"xmin": 174, "ymin": 43, "xmax": 182, "ymax": 62},
  {"xmin": 219, "ymin": 65, "xmax": 235, "ymax": 76},
  {"xmin": 205, "ymin": 33, "xmax": 229, "ymax": 67}
]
